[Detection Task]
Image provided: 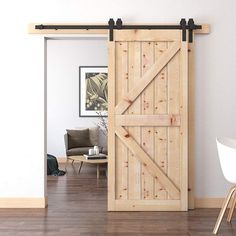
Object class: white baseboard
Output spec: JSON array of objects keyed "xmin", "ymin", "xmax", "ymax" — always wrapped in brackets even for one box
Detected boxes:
[{"xmin": 0, "ymin": 197, "xmax": 48, "ymax": 208}]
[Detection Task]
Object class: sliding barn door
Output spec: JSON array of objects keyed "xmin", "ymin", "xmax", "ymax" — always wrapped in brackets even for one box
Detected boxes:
[{"xmin": 108, "ymin": 29, "xmax": 188, "ymax": 211}]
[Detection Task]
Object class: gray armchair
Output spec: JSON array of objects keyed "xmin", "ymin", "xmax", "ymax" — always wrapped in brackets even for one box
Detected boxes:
[
  {"xmin": 64, "ymin": 133, "xmax": 96, "ymax": 156},
  {"xmin": 64, "ymin": 127, "xmax": 107, "ymax": 170}
]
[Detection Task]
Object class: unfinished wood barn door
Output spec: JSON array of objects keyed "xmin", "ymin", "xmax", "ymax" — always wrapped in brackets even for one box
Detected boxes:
[{"xmin": 108, "ymin": 29, "xmax": 188, "ymax": 211}]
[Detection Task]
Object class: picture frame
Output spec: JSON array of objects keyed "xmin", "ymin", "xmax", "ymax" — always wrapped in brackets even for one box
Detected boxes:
[{"xmin": 79, "ymin": 66, "xmax": 108, "ymax": 117}]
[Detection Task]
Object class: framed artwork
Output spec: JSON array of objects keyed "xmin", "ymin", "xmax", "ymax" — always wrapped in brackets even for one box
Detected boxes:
[{"xmin": 79, "ymin": 66, "xmax": 108, "ymax": 117}]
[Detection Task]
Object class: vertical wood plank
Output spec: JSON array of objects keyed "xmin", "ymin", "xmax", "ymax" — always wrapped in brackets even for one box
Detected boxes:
[
  {"xmin": 128, "ymin": 42, "xmax": 141, "ymax": 200},
  {"xmin": 122, "ymin": 43, "xmax": 129, "ymax": 200},
  {"xmin": 180, "ymin": 40, "xmax": 188, "ymax": 211},
  {"xmin": 141, "ymin": 42, "xmax": 155, "ymax": 200},
  {"xmin": 154, "ymin": 42, "xmax": 168, "ymax": 200},
  {"xmin": 167, "ymin": 42, "xmax": 180, "ymax": 200},
  {"xmin": 188, "ymin": 37, "xmax": 195, "ymax": 209},
  {"xmin": 108, "ymin": 42, "xmax": 116, "ymax": 210},
  {"xmin": 115, "ymin": 42, "xmax": 128, "ymax": 200}
]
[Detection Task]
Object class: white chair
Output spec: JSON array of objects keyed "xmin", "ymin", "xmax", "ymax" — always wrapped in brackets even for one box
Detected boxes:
[{"xmin": 213, "ymin": 137, "xmax": 236, "ymax": 234}]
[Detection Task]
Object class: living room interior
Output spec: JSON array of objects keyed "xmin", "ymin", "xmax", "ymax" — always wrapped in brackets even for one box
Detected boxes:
[
  {"xmin": 47, "ymin": 37, "xmax": 108, "ymax": 170},
  {"xmin": 1, "ymin": 0, "xmax": 236, "ymax": 235}
]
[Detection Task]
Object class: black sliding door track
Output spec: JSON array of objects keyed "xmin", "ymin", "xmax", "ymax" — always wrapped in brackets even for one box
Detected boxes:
[{"xmin": 35, "ymin": 18, "xmax": 201, "ymax": 42}]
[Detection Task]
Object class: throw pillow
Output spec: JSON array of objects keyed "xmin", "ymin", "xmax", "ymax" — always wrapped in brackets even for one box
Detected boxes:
[
  {"xmin": 74, "ymin": 126, "xmax": 99, "ymax": 146},
  {"xmin": 66, "ymin": 129, "xmax": 91, "ymax": 149}
]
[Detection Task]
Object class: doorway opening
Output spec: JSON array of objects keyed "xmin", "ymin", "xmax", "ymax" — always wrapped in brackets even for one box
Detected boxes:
[{"xmin": 45, "ymin": 36, "xmax": 108, "ymax": 201}]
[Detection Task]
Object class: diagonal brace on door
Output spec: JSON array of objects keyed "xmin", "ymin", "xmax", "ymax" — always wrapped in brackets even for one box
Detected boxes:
[
  {"xmin": 115, "ymin": 41, "xmax": 180, "ymax": 115},
  {"xmin": 115, "ymin": 126, "xmax": 180, "ymax": 199}
]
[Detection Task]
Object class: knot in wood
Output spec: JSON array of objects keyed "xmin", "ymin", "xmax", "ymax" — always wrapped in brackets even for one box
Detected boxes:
[
  {"xmin": 170, "ymin": 116, "xmax": 176, "ymax": 124},
  {"xmin": 124, "ymin": 98, "xmax": 132, "ymax": 104}
]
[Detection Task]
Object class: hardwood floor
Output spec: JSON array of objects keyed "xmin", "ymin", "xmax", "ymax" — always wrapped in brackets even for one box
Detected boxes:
[{"xmin": 0, "ymin": 163, "xmax": 235, "ymax": 235}]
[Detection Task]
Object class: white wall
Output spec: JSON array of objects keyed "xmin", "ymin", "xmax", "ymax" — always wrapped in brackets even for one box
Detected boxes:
[
  {"xmin": 47, "ymin": 38, "xmax": 107, "ymax": 157},
  {"xmin": 0, "ymin": 0, "xmax": 236, "ymax": 199}
]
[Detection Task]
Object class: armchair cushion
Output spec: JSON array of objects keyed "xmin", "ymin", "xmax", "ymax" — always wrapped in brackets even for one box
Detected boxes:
[{"xmin": 66, "ymin": 129, "xmax": 91, "ymax": 149}]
